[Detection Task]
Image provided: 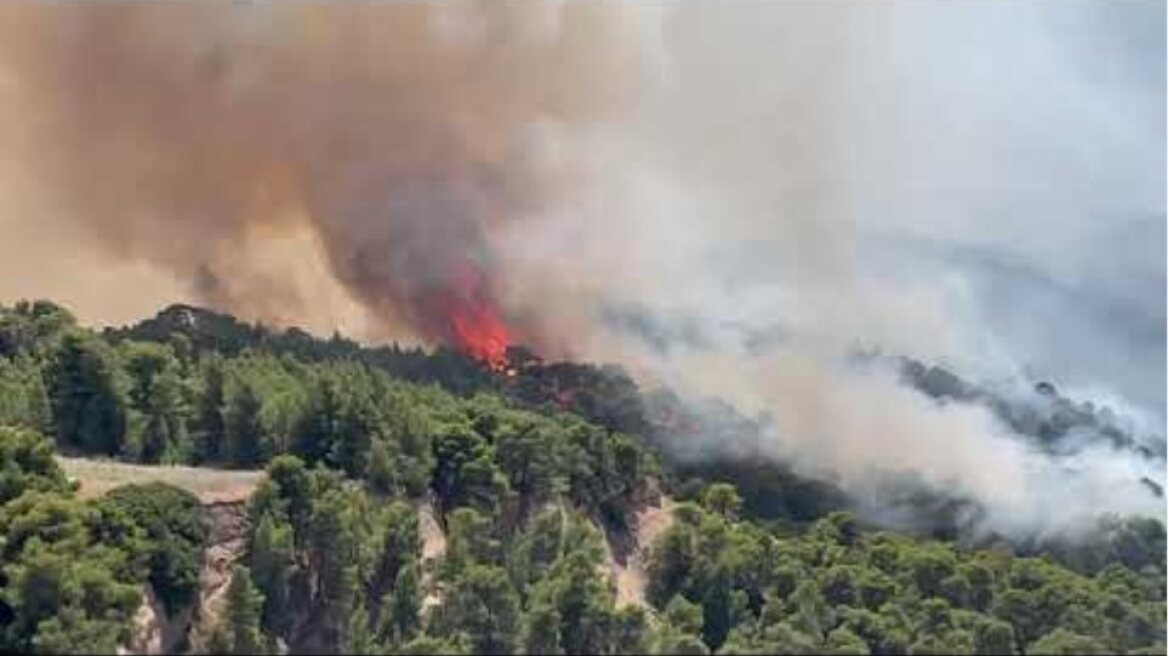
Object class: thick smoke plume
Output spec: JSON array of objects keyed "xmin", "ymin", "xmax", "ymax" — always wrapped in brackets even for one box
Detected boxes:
[
  {"xmin": 0, "ymin": 3, "xmax": 1162, "ymax": 537},
  {"xmin": 0, "ymin": 2, "xmax": 647, "ymax": 351}
]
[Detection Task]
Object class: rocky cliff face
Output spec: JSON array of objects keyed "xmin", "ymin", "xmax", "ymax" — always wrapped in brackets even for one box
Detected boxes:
[
  {"xmin": 125, "ymin": 500, "xmax": 250, "ymax": 655},
  {"xmin": 186, "ymin": 501, "xmax": 251, "ymax": 653},
  {"xmin": 125, "ymin": 488, "xmax": 674, "ymax": 652},
  {"xmin": 124, "ymin": 585, "xmax": 184, "ymax": 656},
  {"xmin": 608, "ymin": 496, "xmax": 676, "ymax": 609}
]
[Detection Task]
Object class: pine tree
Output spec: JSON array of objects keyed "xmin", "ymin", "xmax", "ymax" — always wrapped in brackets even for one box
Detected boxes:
[
  {"xmin": 367, "ymin": 439, "xmax": 395, "ymax": 496},
  {"xmin": 388, "ymin": 561, "xmax": 422, "ymax": 642},
  {"xmin": 223, "ymin": 565, "xmax": 266, "ymax": 655},
  {"xmin": 195, "ymin": 355, "xmax": 227, "ymax": 463},
  {"xmin": 249, "ymin": 512, "xmax": 295, "ymax": 637},
  {"xmin": 373, "ymin": 502, "xmax": 420, "ymax": 597},
  {"xmin": 225, "ymin": 381, "xmax": 264, "ymax": 467},
  {"xmin": 46, "ymin": 332, "xmax": 128, "ymax": 455},
  {"xmin": 26, "ymin": 366, "xmax": 53, "ymax": 435},
  {"xmin": 521, "ymin": 601, "xmax": 563, "ymax": 655},
  {"xmin": 325, "ymin": 565, "xmax": 360, "ymax": 652},
  {"xmin": 343, "ymin": 598, "xmax": 376, "ymax": 655}
]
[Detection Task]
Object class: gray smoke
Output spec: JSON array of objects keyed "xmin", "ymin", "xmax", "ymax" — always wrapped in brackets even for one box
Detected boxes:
[{"xmin": 492, "ymin": 1, "xmax": 1166, "ymax": 537}]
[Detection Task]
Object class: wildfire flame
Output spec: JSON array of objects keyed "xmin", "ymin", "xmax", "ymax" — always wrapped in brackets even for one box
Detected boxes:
[{"xmin": 434, "ymin": 261, "xmax": 511, "ymax": 369}]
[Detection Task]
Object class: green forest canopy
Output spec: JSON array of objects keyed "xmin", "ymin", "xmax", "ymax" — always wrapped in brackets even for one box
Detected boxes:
[{"xmin": 0, "ymin": 299, "xmax": 1163, "ymax": 654}]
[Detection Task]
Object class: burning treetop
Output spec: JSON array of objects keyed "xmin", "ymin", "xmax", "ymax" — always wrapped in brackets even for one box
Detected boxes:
[{"xmin": 427, "ymin": 261, "xmax": 511, "ymax": 368}]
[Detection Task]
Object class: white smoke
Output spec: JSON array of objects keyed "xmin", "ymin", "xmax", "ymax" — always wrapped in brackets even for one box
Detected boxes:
[{"xmin": 494, "ymin": 1, "xmax": 1166, "ymax": 536}]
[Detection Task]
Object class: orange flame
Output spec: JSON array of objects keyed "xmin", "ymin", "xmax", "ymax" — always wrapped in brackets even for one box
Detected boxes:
[{"xmin": 435, "ymin": 262, "xmax": 510, "ymax": 368}]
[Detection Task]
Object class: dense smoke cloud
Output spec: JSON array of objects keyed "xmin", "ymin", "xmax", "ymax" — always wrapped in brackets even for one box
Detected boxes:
[
  {"xmin": 0, "ymin": 2, "xmax": 1162, "ymax": 535},
  {"xmin": 0, "ymin": 2, "xmax": 649, "ymax": 345}
]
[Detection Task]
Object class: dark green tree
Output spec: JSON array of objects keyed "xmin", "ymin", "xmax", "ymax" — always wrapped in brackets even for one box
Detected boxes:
[
  {"xmin": 1029, "ymin": 628, "xmax": 1108, "ymax": 655},
  {"xmin": 0, "ymin": 426, "xmax": 72, "ymax": 504},
  {"xmin": 385, "ymin": 561, "xmax": 422, "ymax": 643},
  {"xmin": 248, "ymin": 512, "xmax": 295, "ymax": 637},
  {"xmin": 194, "ymin": 354, "xmax": 227, "ymax": 463},
  {"xmin": 221, "ymin": 565, "xmax": 266, "ymax": 655},
  {"xmin": 367, "ymin": 439, "xmax": 396, "ymax": 496},
  {"xmin": 121, "ymin": 343, "xmax": 188, "ymax": 463},
  {"xmin": 47, "ymin": 332, "xmax": 128, "ymax": 456},
  {"xmin": 701, "ymin": 483, "xmax": 743, "ymax": 520},
  {"xmin": 224, "ymin": 380, "xmax": 264, "ymax": 467},
  {"xmin": 434, "ymin": 564, "xmax": 520, "ymax": 655},
  {"xmin": 99, "ymin": 483, "xmax": 208, "ymax": 616}
]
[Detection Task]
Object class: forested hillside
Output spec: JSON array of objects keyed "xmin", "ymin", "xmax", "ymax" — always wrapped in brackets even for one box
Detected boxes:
[{"xmin": 0, "ymin": 299, "xmax": 1163, "ymax": 654}]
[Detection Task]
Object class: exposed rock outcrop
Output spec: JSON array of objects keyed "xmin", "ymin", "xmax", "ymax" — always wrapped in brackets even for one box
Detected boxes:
[
  {"xmin": 125, "ymin": 500, "xmax": 250, "ymax": 655},
  {"xmin": 186, "ymin": 500, "xmax": 251, "ymax": 653},
  {"xmin": 418, "ymin": 497, "xmax": 447, "ymax": 615},
  {"xmin": 606, "ymin": 496, "xmax": 676, "ymax": 609}
]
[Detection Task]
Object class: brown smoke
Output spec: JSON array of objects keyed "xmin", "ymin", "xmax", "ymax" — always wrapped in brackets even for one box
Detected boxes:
[{"xmin": 0, "ymin": 2, "xmax": 643, "ymax": 345}]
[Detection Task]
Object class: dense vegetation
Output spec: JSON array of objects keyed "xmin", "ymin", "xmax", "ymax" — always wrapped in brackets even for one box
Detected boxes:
[
  {"xmin": 2, "ymin": 302, "xmax": 653, "ymax": 520},
  {"xmin": 0, "ymin": 425, "xmax": 207, "ymax": 653},
  {"xmin": 645, "ymin": 488, "xmax": 1165, "ymax": 655},
  {"xmin": 0, "ymin": 299, "xmax": 1164, "ymax": 654},
  {"xmin": 217, "ymin": 454, "xmax": 652, "ymax": 654}
]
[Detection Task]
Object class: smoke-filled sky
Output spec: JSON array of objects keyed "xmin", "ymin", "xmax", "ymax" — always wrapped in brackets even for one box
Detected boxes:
[{"xmin": 0, "ymin": 2, "xmax": 1163, "ymax": 536}]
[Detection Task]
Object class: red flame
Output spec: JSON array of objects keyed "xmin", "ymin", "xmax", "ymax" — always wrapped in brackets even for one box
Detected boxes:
[{"xmin": 434, "ymin": 262, "xmax": 510, "ymax": 369}]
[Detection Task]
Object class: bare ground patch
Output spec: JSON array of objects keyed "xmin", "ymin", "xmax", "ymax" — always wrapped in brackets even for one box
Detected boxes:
[
  {"xmin": 56, "ymin": 456, "xmax": 263, "ymax": 504},
  {"xmin": 608, "ymin": 496, "xmax": 676, "ymax": 609}
]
